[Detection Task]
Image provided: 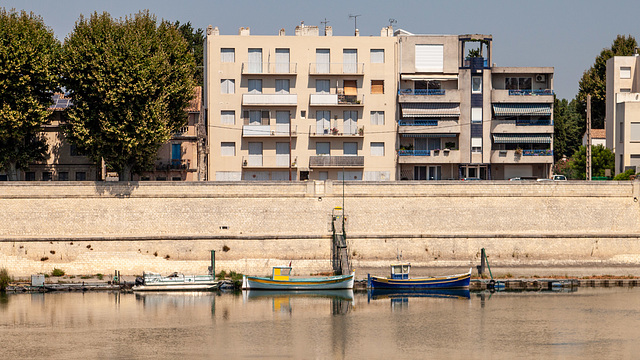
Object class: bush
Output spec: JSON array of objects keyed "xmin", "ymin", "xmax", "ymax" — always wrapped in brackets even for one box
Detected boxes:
[
  {"xmin": 613, "ymin": 168, "xmax": 636, "ymax": 180},
  {"xmin": 51, "ymin": 268, "xmax": 65, "ymax": 277},
  {"xmin": 0, "ymin": 268, "xmax": 11, "ymax": 291}
]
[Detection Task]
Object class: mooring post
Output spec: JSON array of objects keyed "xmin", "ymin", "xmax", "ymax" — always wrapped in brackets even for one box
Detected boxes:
[
  {"xmin": 477, "ymin": 248, "xmax": 486, "ymax": 276},
  {"xmin": 210, "ymin": 250, "xmax": 216, "ymax": 278}
]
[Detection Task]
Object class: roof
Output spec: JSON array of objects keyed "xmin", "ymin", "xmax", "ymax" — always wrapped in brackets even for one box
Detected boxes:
[
  {"xmin": 590, "ymin": 129, "xmax": 606, "ymax": 139},
  {"xmin": 185, "ymin": 86, "xmax": 202, "ymax": 113},
  {"xmin": 48, "ymin": 93, "xmax": 72, "ymax": 110}
]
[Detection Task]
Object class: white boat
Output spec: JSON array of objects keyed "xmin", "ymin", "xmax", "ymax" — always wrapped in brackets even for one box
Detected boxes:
[
  {"xmin": 242, "ymin": 266, "xmax": 355, "ymax": 290},
  {"xmin": 132, "ymin": 272, "xmax": 219, "ymax": 291}
]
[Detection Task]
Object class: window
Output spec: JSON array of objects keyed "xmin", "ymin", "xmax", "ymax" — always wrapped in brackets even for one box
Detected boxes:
[
  {"xmin": 343, "ymin": 80, "xmax": 357, "ymax": 96},
  {"xmin": 248, "ymin": 142, "xmax": 263, "ymax": 166},
  {"xmin": 248, "ymin": 79, "xmax": 262, "ymax": 93},
  {"xmin": 371, "ymin": 80, "xmax": 384, "ymax": 94},
  {"xmin": 221, "ymin": 79, "xmax": 235, "ymax": 94},
  {"xmin": 25, "ymin": 172, "xmax": 35, "ymax": 181},
  {"xmin": 58, "ymin": 172, "xmax": 69, "ymax": 181},
  {"xmin": 472, "ymin": 76, "xmax": 482, "ymax": 94},
  {"xmin": 172, "ymin": 176, "xmax": 182, "ymax": 181},
  {"xmin": 275, "ymin": 48, "xmax": 290, "ymax": 73},
  {"xmin": 316, "ymin": 79, "xmax": 330, "ymax": 94},
  {"xmin": 221, "ymin": 111, "xmax": 235, "ymax": 125},
  {"xmin": 343, "ymin": 49, "xmax": 357, "ymax": 73},
  {"xmin": 370, "ymin": 49, "xmax": 384, "ymax": 63},
  {"xmin": 248, "ymin": 48, "xmax": 262, "ymax": 73},
  {"xmin": 415, "ymin": 80, "xmax": 441, "ymax": 90},
  {"xmin": 70, "ymin": 144, "xmax": 83, "ymax": 157},
  {"xmin": 371, "ymin": 142, "xmax": 384, "ymax": 156},
  {"xmin": 172, "ymin": 144, "xmax": 181, "ymax": 160},
  {"xmin": 471, "ymin": 107, "xmax": 482, "ymax": 123},
  {"xmin": 275, "ymin": 79, "xmax": 290, "ymax": 93},
  {"xmin": 220, "ymin": 48, "xmax": 235, "ymax": 63},
  {"xmin": 621, "ymin": 67, "xmax": 632, "ymax": 79},
  {"xmin": 620, "ymin": 121, "xmax": 624, "ymax": 143},
  {"xmin": 343, "ymin": 142, "xmax": 358, "ymax": 156},
  {"xmin": 343, "ymin": 111, "xmax": 358, "ymax": 135},
  {"xmin": 316, "ymin": 49, "xmax": 330, "ymax": 73},
  {"xmin": 75, "ymin": 172, "xmax": 86, "ymax": 181},
  {"xmin": 370, "ymin": 111, "xmax": 384, "ymax": 125},
  {"xmin": 505, "ymin": 77, "xmax": 531, "ymax": 90},
  {"xmin": 316, "ymin": 142, "xmax": 330, "ymax": 155},
  {"xmin": 471, "ymin": 137, "xmax": 482, "ymax": 152},
  {"xmin": 245, "ymin": 110, "xmax": 264, "ymax": 125},
  {"xmin": 621, "ymin": 88, "xmax": 631, "ymax": 93},
  {"xmin": 221, "ymin": 142, "xmax": 235, "ymax": 156},
  {"xmin": 415, "ymin": 44, "xmax": 443, "ymax": 72},
  {"xmin": 519, "ymin": 77, "xmax": 532, "ymax": 90},
  {"xmin": 42, "ymin": 172, "xmax": 52, "ymax": 181},
  {"xmin": 630, "ymin": 122, "xmax": 640, "ymax": 141},
  {"xmin": 316, "ymin": 110, "xmax": 330, "ymax": 135}
]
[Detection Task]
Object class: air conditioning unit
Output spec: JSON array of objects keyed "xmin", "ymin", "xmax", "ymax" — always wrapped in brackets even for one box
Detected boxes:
[{"xmin": 535, "ymin": 74, "xmax": 546, "ymax": 83}]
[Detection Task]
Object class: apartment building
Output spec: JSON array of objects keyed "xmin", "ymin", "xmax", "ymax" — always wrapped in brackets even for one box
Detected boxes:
[
  {"xmin": 605, "ymin": 55, "xmax": 640, "ymax": 174},
  {"xmin": 396, "ymin": 31, "xmax": 554, "ymax": 180},
  {"xmin": 204, "ymin": 24, "xmax": 397, "ymax": 181}
]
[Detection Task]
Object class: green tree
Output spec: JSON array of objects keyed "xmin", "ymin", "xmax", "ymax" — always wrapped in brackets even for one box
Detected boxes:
[
  {"xmin": 173, "ymin": 21, "xmax": 204, "ymax": 86},
  {"xmin": 553, "ymin": 97, "xmax": 583, "ymax": 161},
  {"xmin": 571, "ymin": 145, "xmax": 615, "ymax": 180},
  {"xmin": 0, "ymin": 9, "xmax": 60, "ymax": 180},
  {"xmin": 61, "ymin": 11, "xmax": 195, "ymax": 180},
  {"xmin": 576, "ymin": 35, "xmax": 637, "ymax": 129}
]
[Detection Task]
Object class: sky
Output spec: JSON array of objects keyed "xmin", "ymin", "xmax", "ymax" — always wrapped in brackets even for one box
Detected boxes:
[{"xmin": 4, "ymin": 0, "xmax": 640, "ymax": 100}]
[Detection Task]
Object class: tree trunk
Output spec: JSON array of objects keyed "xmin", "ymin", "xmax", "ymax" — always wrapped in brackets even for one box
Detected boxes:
[{"xmin": 6, "ymin": 162, "xmax": 19, "ymax": 181}]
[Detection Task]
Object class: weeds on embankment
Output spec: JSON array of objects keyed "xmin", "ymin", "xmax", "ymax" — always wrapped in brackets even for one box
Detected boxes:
[{"xmin": 0, "ymin": 268, "xmax": 12, "ymax": 291}]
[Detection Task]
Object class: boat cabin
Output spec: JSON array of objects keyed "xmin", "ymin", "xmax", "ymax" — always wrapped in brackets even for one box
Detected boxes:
[
  {"xmin": 390, "ymin": 263, "xmax": 411, "ymax": 279},
  {"xmin": 272, "ymin": 267, "xmax": 291, "ymax": 281}
]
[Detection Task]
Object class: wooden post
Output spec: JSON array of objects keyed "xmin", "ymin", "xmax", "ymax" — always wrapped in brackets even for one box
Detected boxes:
[{"xmin": 587, "ymin": 95, "xmax": 592, "ymax": 181}]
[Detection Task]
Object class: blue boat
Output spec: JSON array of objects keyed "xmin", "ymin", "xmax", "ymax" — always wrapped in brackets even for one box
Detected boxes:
[
  {"xmin": 368, "ymin": 263, "xmax": 471, "ymax": 289},
  {"xmin": 368, "ymin": 288, "xmax": 471, "ymax": 300}
]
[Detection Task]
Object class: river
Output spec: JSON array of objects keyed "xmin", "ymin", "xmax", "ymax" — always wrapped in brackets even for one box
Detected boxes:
[{"xmin": 1, "ymin": 287, "xmax": 639, "ymax": 359}]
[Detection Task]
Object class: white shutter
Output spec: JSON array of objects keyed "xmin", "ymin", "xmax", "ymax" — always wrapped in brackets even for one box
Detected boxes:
[
  {"xmin": 275, "ymin": 79, "xmax": 290, "ymax": 94},
  {"xmin": 471, "ymin": 107, "xmax": 482, "ymax": 123},
  {"xmin": 248, "ymin": 48, "xmax": 262, "ymax": 73},
  {"xmin": 620, "ymin": 67, "xmax": 632, "ymax": 79},
  {"xmin": 248, "ymin": 79, "xmax": 262, "ymax": 93},
  {"xmin": 370, "ymin": 111, "xmax": 384, "ymax": 125},
  {"xmin": 471, "ymin": 137, "xmax": 482, "ymax": 147},
  {"xmin": 221, "ymin": 79, "xmax": 234, "ymax": 94},
  {"xmin": 275, "ymin": 49, "xmax": 290, "ymax": 73},
  {"xmin": 343, "ymin": 49, "xmax": 357, "ymax": 73},
  {"xmin": 215, "ymin": 171, "xmax": 241, "ymax": 181},
  {"xmin": 630, "ymin": 122, "xmax": 640, "ymax": 141},
  {"xmin": 370, "ymin": 142, "xmax": 384, "ymax": 156},
  {"xmin": 338, "ymin": 171, "xmax": 362, "ymax": 180},
  {"xmin": 276, "ymin": 143, "xmax": 289, "ymax": 167},
  {"xmin": 220, "ymin": 48, "xmax": 235, "ymax": 63},
  {"xmin": 343, "ymin": 111, "xmax": 357, "ymax": 135},
  {"xmin": 370, "ymin": 49, "xmax": 384, "ymax": 63},
  {"xmin": 276, "ymin": 111, "xmax": 290, "ymax": 135},
  {"xmin": 415, "ymin": 44, "xmax": 443, "ymax": 72},
  {"xmin": 220, "ymin": 111, "xmax": 235, "ymax": 125},
  {"xmin": 316, "ymin": 111, "xmax": 330, "ymax": 134},
  {"xmin": 316, "ymin": 49, "xmax": 330, "ymax": 73},
  {"xmin": 248, "ymin": 142, "xmax": 263, "ymax": 166},
  {"xmin": 316, "ymin": 80, "xmax": 330, "ymax": 93},
  {"xmin": 220, "ymin": 142, "xmax": 235, "ymax": 156}
]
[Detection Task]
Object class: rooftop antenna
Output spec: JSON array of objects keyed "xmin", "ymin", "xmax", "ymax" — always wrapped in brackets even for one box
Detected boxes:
[
  {"xmin": 321, "ymin": 18, "xmax": 330, "ymax": 36},
  {"xmin": 348, "ymin": 14, "xmax": 360, "ymax": 36},
  {"xmin": 388, "ymin": 18, "xmax": 397, "ymax": 28}
]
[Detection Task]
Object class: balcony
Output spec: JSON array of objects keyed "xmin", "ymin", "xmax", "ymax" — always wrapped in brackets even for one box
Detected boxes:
[
  {"xmin": 309, "ymin": 156, "xmax": 364, "ymax": 168},
  {"xmin": 508, "ymin": 89, "xmax": 554, "ymax": 96},
  {"xmin": 398, "ymin": 89, "xmax": 461, "ymax": 103},
  {"xmin": 242, "ymin": 93, "xmax": 297, "ymax": 106},
  {"xmin": 491, "ymin": 89, "xmax": 554, "ymax": 103},
  {"xmin": 156, "ymin": 159, "xmax": 191, "ymax": 171},
  {"xmin": 397, "ymin": 149, "xmax": 461, "ymax": 164},
  {"xmin": 309, "ymin": 93, "xmax": 364, "ymax": 106},
  {"xmin": 242, "ymin": 125, "xmax": 297, "ymax": 137},
  {"xmin": 309, "ymin": 125, "xmax": 364, "ymax": 137},
  {"xmin": 491, "ymin": 120, "xmax": 553, "ymax": 134},
  {"xmin": 241, "ymin": 62, "xmax": 297, "ymax": 75},
  {"xmin": 242, "ymin": 155, "xmax": 298, "ymax": 168},
  {"xmin": 490, "ymin": 149, "xmax": 553, "ymax": 164},
  {"xmin": 308, "ymin": 63, "xmax": 365, "ymax": 75},
  {"xmin": 398, "ymin": 89, "xmax": 445, "ymax": 95}
]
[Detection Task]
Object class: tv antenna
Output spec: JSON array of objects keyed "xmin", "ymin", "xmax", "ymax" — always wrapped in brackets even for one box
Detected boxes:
[
  {"xmin": 348, "ymin": 14, "xmax": 360, "ymax": 36},
  {"xmin": 321, "ymin": 18, "xmax": 330, "ymax": 36},
  {"xmin": 389, "ymin": 18, "xmax": 397, "ymax": 28}
]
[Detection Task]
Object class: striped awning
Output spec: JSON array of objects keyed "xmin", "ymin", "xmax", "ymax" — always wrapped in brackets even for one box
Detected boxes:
[
  {"xmin": 401, "ymin": 103, "xmax": 460, "ymax": 118},
  {"xmin": 492, "ymin": 103, "xmax": 552, "ymax": 116},
  {"xmin": 401, "ymin": 133, "xmax": 457, "ymax": 138},
  {"xmin": 492, "ymin": 134, "xmax": 552, "ymax": 144}
]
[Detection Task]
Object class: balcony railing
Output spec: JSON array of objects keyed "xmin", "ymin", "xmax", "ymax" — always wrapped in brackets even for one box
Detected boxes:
[
  {"xmin": 309, "ymin": 125, "xmax": 364, "ymax": 137},
  {"xmin": 398, "ymin": 120, "xmax": 438, "ymax": 126},
  {"xmin": 242, "ymin": 93, "xmax": 297, "ymax": 105},
  {"xmin": 241, "ymin": 62, "xmax": 298, "ymax": 74},
  {"xmin": 308, "ymin": 63, "xmax": 365, "ymax": 75},
  {"xmin": 242, "ymin": 156, "xmax": 297, "ymax": 168},
  {"xmin": 156, "ymin": 159, "xmax": 190, "ymax": 171},
  {"xmin": 309, "ymin": 156, "xmax": 364, "ymax": 167},
  {"xmin": 516, "ymin": 119, "xmax": 552, "ymax": 126},
  {"xmin": 242, "ymin": 125, "xmax": 297, "ymax": 137},
  {"xmin": 508, "ymin": 89, "xmax": 554, "ymax": 96},
  {"xmin": 398, "ymin": 89, "xmax": 446, "ymax": 96},
  {"xmin": 522, "ymin": 149, "xmax": 553, "ymax": 156},
  {"xmin": 309, "ymin": 93, "xmax": 364, "ymax": 106},
  {"xmin": 398, "ymin": 150, "xmax": 431, "ymax": 156}
]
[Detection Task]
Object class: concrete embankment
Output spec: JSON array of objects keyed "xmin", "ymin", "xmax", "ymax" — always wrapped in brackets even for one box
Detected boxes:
[{"xmin": 1, "ymin": 180, "xmax": 640, "ymax": 277}]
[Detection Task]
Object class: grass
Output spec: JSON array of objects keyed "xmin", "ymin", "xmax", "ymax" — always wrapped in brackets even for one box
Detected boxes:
[
  {"xmin": 0, "ymin": 268, "xmax": 11, "ymax": 291},
  {"xmin": 96, "ymin": 273, "xmax": 104, "ymax": 280},
  {"xmin": 51, "ymin": 268, "xmax": 65, "ymax": 277}
]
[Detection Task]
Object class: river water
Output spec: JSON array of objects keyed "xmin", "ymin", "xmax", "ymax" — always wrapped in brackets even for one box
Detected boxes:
[{"xmin": 1, "ymin": 287, "xmax": 640, "ymax": 359}]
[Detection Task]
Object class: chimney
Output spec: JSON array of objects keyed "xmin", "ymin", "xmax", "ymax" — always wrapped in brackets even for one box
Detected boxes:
[
  {"xmin": 279, "ymin": 28, "xmax": 285, "ymax": 36},
  {"xmin": 295, "ymin": 21, "xmax": 319, "ymax": 36},
  {"xmin": 239, "ymin": 27, "xmax": 250, "ymax": 36},
  {"xmin": 355, "ymin": 29, "xmax": 359, "ymax": 37},
  {"xmin": 380, "ymin": 26, "xmax": 393, "ymax": 37},
  {"xmin": 325, "ymin": 25, "xmax": 333, "ymax": 37},
  {"xmin": 207, "ymin": 25, "xmax": 219, "ymax": 36}
]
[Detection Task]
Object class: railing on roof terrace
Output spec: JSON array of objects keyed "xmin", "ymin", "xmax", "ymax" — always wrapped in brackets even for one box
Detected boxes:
[
  {"xmin": 398, "ymin": 89, "xmax": 446, "ymax": 96},
  {"xmin": 398, "ymin": 150, "xmax": 431, "ymax": 156},
  {"xmin": 522, "ymin": 149, "xmax": 553, "ymax": 156},
  {"xmin": 508, "ymin": 89, "xmax": 554, "ymax": 96},
  {"xmin": 516, "ymin": 119, "xmax": 552, "ymax": 126},
  {"xmin": 398, "ymin": 120, "xmax": 438, "ymax": 126}
]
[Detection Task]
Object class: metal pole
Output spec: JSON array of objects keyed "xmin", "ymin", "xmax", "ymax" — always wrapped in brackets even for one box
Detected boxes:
[
  {"xmin": 289, "ymin": 112, "xmax": 292, "ymax": 181},
  {"xmin": 587, "ymin": 95, "xmax": 592, "ymax": 181},
  {"xmin": 210, "ymin": 250, "xmax": 215, "ymax": 278}
]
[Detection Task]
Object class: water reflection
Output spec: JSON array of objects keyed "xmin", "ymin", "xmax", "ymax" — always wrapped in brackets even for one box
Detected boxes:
[
  {"xmin": 368, "ymin": 289, "xmax": 470, "ymax": 311},
  {"xmin": 243, "ymin": 289, "xmax": 354, "ymax": 315}
]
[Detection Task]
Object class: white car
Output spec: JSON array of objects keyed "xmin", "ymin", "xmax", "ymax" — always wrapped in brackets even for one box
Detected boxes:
[{"xmin": 552, "ymin": 175, "xmax": 567, "ymax": 181}]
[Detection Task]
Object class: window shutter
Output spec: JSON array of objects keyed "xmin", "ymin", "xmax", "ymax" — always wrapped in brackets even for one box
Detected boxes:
[
  {"xmin": 371, "ymin": 80, "xmax": 384, "ymax": 94},
  {"xmin": 415, "ymin": 44, "xmax": 443, "ymax": 72},
  {"xmin": 344, "ymin": 80, "xmax": 357, "ymax": 96}
]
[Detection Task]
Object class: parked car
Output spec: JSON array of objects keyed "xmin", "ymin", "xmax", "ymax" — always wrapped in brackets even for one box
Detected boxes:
[
  {"xmin": 552, "ymin": 175, "xmax": 567, "ymax": 181},
  {"xmin": 461, "ymin": 177, "xmax": 482, "ymax": 181}
]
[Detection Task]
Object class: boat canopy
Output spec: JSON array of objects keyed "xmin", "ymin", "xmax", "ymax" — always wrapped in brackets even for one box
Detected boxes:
[
  {"xmin": 272, "ymin": 267, "xmax": 292, "ymax": 281},
  {"xmin": 390, "ymin": 263, "xmax": 410, "ymax": 279}
]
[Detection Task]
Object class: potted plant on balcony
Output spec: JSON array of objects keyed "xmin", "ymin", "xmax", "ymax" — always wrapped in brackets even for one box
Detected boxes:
[
  {"xmin": 243, "ymin": 159, "xmax": 248, "ymax": 166},
  {"xmin": 331, "ymin": 127, "xmax": 339, "ymax": 135},
  {"xmin": 515, "ymin": 147, "xmax": 523, "ymax": 156},
  {"xmin": 358, "ymin": 127, "xmax": 364, "ymax": 136}
]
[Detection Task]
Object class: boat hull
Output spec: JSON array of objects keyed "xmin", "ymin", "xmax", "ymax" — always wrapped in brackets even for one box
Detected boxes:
[
  {"xmin": 242, "ymin": 272, "xmax": 355, "ymax": 290},
  {"xmin": 368, "ymin": 269, "xmax": 471, "ymax": 290}
]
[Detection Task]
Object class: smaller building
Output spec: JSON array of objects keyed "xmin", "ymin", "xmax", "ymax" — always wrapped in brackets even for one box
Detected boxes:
[{"xmin": 582, "ymin": 129, "xmax": 606, "ymax": 147}]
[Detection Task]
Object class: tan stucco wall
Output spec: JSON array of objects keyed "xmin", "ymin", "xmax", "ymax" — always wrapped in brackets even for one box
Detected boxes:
[{"xmin": 1, "ymin": 181, "xmax": 640, "ymax": 276}]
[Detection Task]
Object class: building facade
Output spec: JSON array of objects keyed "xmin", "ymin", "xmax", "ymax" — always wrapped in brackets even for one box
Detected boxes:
[
  {"xmin": 606, "ymin": 55, "xmax": 640, "ymax": 174},
  {"xmin": 204, "ymin": 25, "xmax": 555, "ymax": 181},
  {"xmin": 204, "ymin": 24, "xmax": 398, "ymax": 181}
]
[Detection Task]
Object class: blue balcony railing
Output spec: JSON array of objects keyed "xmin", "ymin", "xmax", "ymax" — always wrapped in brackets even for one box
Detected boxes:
[
  {"xmin": 516, "ymin": 119, "xmax": 552, "ymax": 126},
  {"xmin": 508, "ymin": 89, "xmax": 554, "ymax": 96},
  {"xmin": 398, "ymin": 89, "xmax": 446, "ymax": 96},
  {"xmin": 522, "ymin": 149, "xmax": 553, "ymax": 156},
  {"xmin": 398, "ymin": 150, "xmax": 431, "ymax": 156},
  {"xmin": 398, "ymin": 120, "xmax": 438, "ymax": 126}
]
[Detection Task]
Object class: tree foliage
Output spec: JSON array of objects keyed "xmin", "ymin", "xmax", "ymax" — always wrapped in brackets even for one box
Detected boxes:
[
  {"xmin": 576, "ymin": 35, "xmax": 637, "ymax": 129},
  {"xmin": 0, "ymin": 9, "xmax": 60, "ymax": 180},
  {"xmin": 173, "ymin": 21, "xmax": 204, "ymax": 86},
  {"xmin": 570, "ymin": 145, "xmax": 614, "ymax": 180},
  {"xmin": 61, "ymin": 11, "xmax": 195, "ymax": 180},
  {"xmin": 553, "ymin": 97, "xmax": 583, "ymax": 161}
]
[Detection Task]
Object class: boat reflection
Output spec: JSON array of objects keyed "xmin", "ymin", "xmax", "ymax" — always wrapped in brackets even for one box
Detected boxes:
[
  {"xmin": 368, "ymin": 288, "xmax": 470, "ymax": 310},
  {"xmin": 134, "ymin": 291, "xmax": 218, "ymax": 309},
  {"xmin": 243, "ymin": 289, "xmax": 354, "ymax": 315}
]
